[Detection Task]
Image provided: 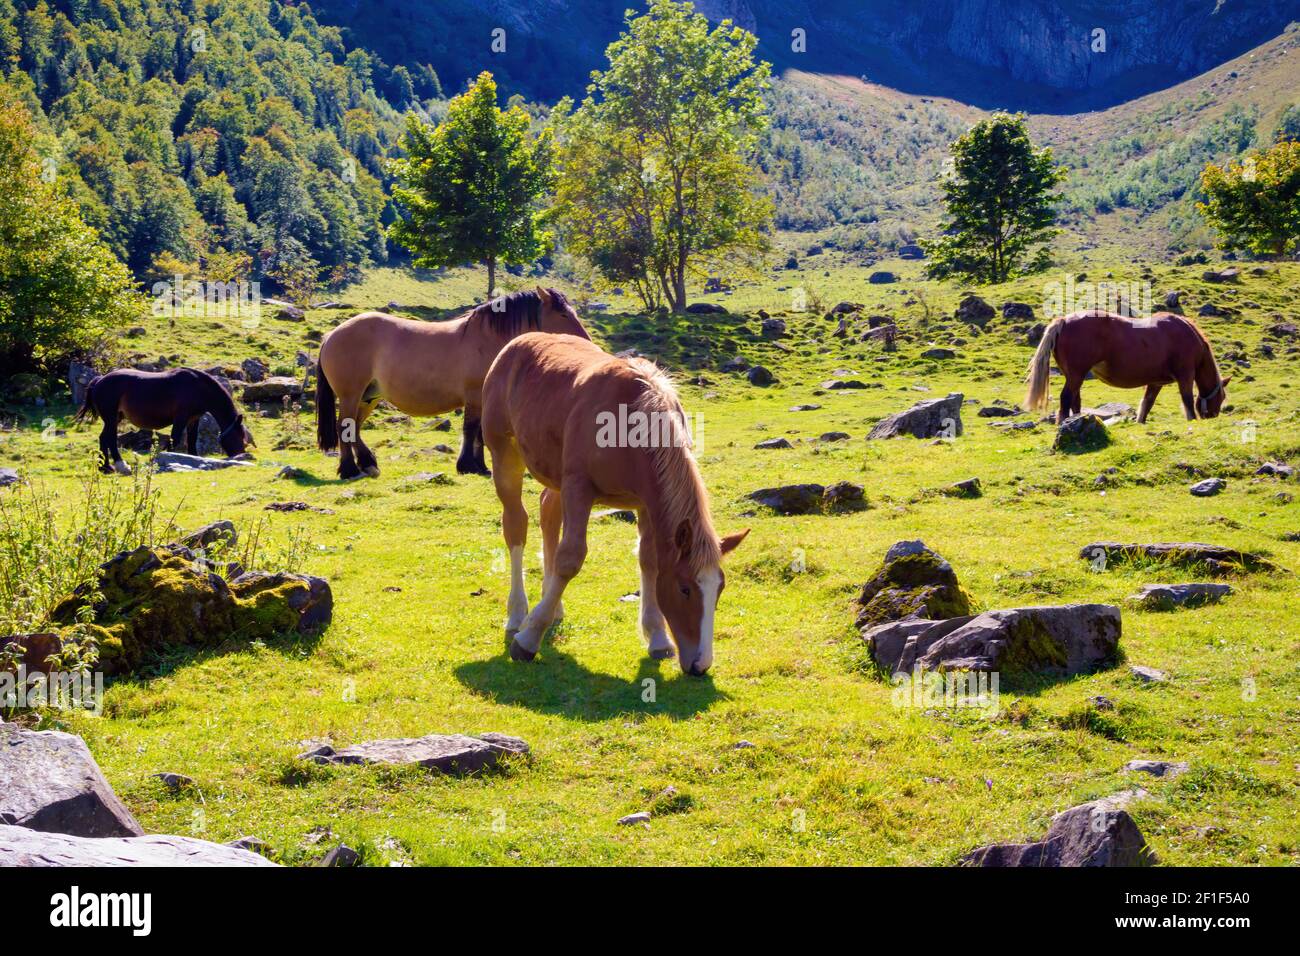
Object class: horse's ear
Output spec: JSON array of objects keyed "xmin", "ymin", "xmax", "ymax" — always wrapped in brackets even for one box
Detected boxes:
[
  {"xmin": 674, "ymin": 518, "xmax": 692, "ymax": 559},
  {"xmin": 535, "ymin": 286, "xmax": 551, "ymax": 307},
  {"xmin": 719, "ymin": 528, "xmax": 750, "ymax": 558}
]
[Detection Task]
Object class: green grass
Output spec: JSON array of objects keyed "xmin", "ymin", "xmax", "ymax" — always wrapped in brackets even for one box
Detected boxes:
[{"xmin": 2, "ymin": 256, "xmax": 1298, "ymax": 866}]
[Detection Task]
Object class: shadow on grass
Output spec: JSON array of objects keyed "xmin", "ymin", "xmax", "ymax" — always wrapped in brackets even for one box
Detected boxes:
[{"xmin": 454, "ymin": 635, "xmax": 726, "ymax": 721}]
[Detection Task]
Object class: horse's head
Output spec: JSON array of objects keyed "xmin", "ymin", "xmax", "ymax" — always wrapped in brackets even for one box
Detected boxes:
[
  {"xmin": 535, "ymin": 286, "xmax": 591, "ymax": 341},
  {"xmin": 656, "ymin": 523, "xmax": 749, "ymax": 676},
  {"xmin": 220, "ymin": 414, "xmax": 255, "ymax": 456},
  {"xmin": 1198, "ymin": 377, "xmax": 1230, "ymax": 418}
]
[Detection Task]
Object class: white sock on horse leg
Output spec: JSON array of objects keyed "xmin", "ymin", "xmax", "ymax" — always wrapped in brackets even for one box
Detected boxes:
[{"xmin": 506, "ymin": 545, "xmax": 528, "ymax": 632}]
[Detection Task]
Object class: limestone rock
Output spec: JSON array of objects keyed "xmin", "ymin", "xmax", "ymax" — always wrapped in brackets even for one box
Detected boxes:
[
  {"xmin": 961, "ymin": 801, "xmax": 1155, "ymax": 867},
  {"xmin": 1126, "ymin": 583, "xmax": 1232, "ymax": 611},
  {"xmin": 855, "ymin": 541, "xmax": 971, "ymax": 628},
  {"xmin": 867, "ymin": 393, "xmax": 963, "ymax": 440},
  {"xmin": 298, "ymin": 732, "xmax": 529, "ymax": 775},
  {"xmin": 0, "ymin": 824, "xmax": 278, "ymax": 866},
  {"xmin": 1053, "ymin": 414, "xmax": 1109, "ymax": 453}
]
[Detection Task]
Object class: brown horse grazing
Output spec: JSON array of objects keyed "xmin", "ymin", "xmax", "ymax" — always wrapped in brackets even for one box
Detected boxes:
[
  {"xmin": 482, "ymin": 332, "xmax": 748, "ymax": 676},
  {"xmin": 315, "ymin": 288, "xmax": 589, "ymax": 480},
  {"xmin": 1025, "ymin": 310, "xmax": 1229, "ymax": 424},
  {"xmin": 76, "ymin": 368, "xmax": 254, "ymax": 474}
]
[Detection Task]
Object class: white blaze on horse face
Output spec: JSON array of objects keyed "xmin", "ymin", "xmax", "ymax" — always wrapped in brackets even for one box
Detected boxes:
[
  {"xmin": 694, "ymin": 567, "xmax": 722, "ymax": 673},
  {"xmin": 506, "ymin": 545, "xmax": 528, "ymax": 633}
]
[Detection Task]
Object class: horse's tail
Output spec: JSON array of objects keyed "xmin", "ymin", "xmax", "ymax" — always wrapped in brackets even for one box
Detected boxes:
[
  {"xmin": 74, "ymin": 375, "xmax": 102, "ymax": 423},
  {"xmin": 315, "ymin": 358, "xmax": 338, "ymax": 451},
  {"xmin": 1024, "ymin": 319, "xmax": 1064, "ymax": 411}
]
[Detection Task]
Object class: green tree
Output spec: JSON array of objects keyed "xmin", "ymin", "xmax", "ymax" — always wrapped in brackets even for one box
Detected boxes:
[
  {"xmin": 923, "ymin": 113, "xmax": 1064, "ymax": 285},
  {"xmin": 389, "ymin": 71, "xmax": 554, "ymax": 298},
  {"xmin": 0, "ymin": 84, "xmax": 143, "ymax": 372},
  {"xmin": 1197, "ymin": 139, "xmax": 1300, "ymax": 260},
  {"xmin": 552, "ymin": 0, "xmax": 772, "ymax": 313},
  {"xmin": 1275, "ymin": 104, "xmax": 1300, "ymax": 143}
]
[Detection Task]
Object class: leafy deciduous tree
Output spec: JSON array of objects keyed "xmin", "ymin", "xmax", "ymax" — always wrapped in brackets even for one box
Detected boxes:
[{"xmin": 1198, "ymin": 139, "xmax": 1300, "ymax": 259}]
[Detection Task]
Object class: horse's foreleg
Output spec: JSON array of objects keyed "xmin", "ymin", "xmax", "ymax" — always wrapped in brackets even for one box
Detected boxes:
[
  {"xmin": 1137, "ymin": 385, "xmax": 1162, "ymax": 424},
  {"xmin": 169, "ymin": 419, "xmax": 187, "ymax": 454},
  {"xmin": 514, "ymin": 479, "xmax": 593, "ymax": 658},
  {"xmin": 185, "ymin": 419, "xmax": 200, "ymax": 455},
  {"xmin": 103, "ymin": 415, "xmax": 130, "ymax": 475},
  {"xmin": 539, "ymin": 487, "xmax": 564, "ymax": 623},
  {"xmin": 336, "ymin": 397, "xmax": 364, "ymax": 480},
  {"xmin": 493, "ymin": 443, "xmax": 531, "ymax": 643},
  {"xmin": 636, "ymin": 508, "xmax": 673, "ymax": 661},
  {"xmin": 353, "ymin": 399, "xmax": 380, "ymax": 477},
  {"xmin": 1178, "ymin": 379, "xmax": 1197, "ymax": 420},
  {"xmin": 457, "ymin": 395, "xmax": 491, "ymax": 476}
]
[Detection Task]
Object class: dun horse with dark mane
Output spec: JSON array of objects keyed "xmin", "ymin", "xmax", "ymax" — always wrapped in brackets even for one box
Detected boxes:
[
  {"xmin": 1025, "ymin": 310, "xmax": 1229, "ymax": 423},
  {"xmin": 481, "ymin": 333, "xmax": 748, "ymax": 675},
  {"xmin": 315, "ymin": 288, "xmax": 588, "ymax": 479}
]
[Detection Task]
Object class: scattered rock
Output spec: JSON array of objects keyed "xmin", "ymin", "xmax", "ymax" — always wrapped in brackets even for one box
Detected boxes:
[
  {"xmin": 0, "ymin": 824, "xmax": 278, "ymax": 866},
  {"xmin": 1256, "ymin": 461, "xmax": 1294, "ymax": 479},
  {"xmin": 754, "ymin": 437, "xmax": 791, "ymax": 449},
  {"xmin": 1123, "ymin": 759, "xmax": 1188, "ymax": 778},
  {"xmin": 898, "ymin": 244, "xmax": 925, "ymax": 259},
  {"xmin": 1053, "ymin": 414, "xmax": 1109, "ymax": 453},
  {"xmin": 955, "ymin": 295, "xmax": 995, "ymax": 328},
  {"xmin": 760, "ymin": 317, "xmax": 786, "ymax": 338},
  {"xmin": 868, "ymin": 271, "xmax": 897, "ymax": 284},
  {"xmin": 240, "ymin": 358, "xmax": 269, "ymax": 383},
  {"xmin": 226, "ymin": 835, "xmax": 272, "ymax": 856},
  {"xmin": 1198, "ymin": 303, "xmax": 1228, "ymax": 318},
  {"xmin": 1080, "ymin": 542, "xmax": 1274, "ymax": 573},
  {"xmin": 720, "ymin": 356, "xmax": 750, "ymax": 373},
  {"xmin": 298, "ymin": 733, "xmax": 529, "ymax": 776},
  {"xmin": 961, "ymin": 801, "xmax": 1155, "ymax": 867},
  {"xmin": 154, "ymin": 452, "xmax": 254, "ymax": 472},
  {"xmin": 1189, "ymin": 478, "xmax": 1226, "ymax": 497},
  {"xmin": 68, "ymin": 361, "xmax": 98, "ymax": 408},
  {"xmin": 920, "ymin": 347, "xmax": 956, "ymax": 360},
  {"xmin": 747, "ymin": 484, "xmax": 825, "ymax": 515},
  {"xmin": 789, "ymin": 404, "xmax": 821, "ymax": 412},
  {"xmin": 867, "ymin": 393, "xmax": 963, "ymax": 440},
  {"xmin": 818, "ymin": 431, "xmax": 851, "ymax": 442},
  {"xmin": 746, "ymin": 365, "xmax": 774, "ymax": 386},
  {"xmin": 0, "ymin": 467, "xmax": 20, "ymax": 487},
  {"xmin": 0, "ymin": 727, "xmax": 143, "ymax": 838},
  {"xmin": 618, "ymin": 811, "xmax": 651, "ymax": 826},
  {"xmin": 978, "ymin": 403, "xmax": 1021, "ymax": 418},
  {"xmin": 1026, "ymin": 323, "xmax": 1046, "ymax": 346},
  {"xmin": 241, "ymin": 376, "xmax": 302, "ymax": 403},
  {"xmin": 229, "ymin": 571, "xmax": 333, "ymax": 633},
  {"xmin": 822, "ymin": 481, "xmax": 866, "ymax": 513},
  {"xmin": 275, "ymin": 304, "xmax": 305, "ymax": 322},
  {"xmin": 820, "ymin": 379, "xmax": 871, "ymax": 390},
  {"xmin": 181, "ymin": 520, "xmax": 237, "ymax": 551},
  {"xmin": 1126, "ymin": 583, "xmax": 1232, "ymax": 611},
  {"xmin": 1130, "ymin": 665, "xmax": 1168, "ymax": 683},
  {"xmin": 319, "ymin": 844, "xmax": 361, "ymax": 867},
  {"xmin": 943, "ymin": 478, "xmax": 982, "ymax": 498},
  {"xmin": 152, "ymin": 772, "xmax": 194, "ymax": 792},
  {"xmin": 855, "ymin": 541, "xmax": 972, "ymax": 628},
  {"xmin": 1202, "ymin": 268, "xmax": 1239, "ymax": 283},
  {"xmin": 865, "ymin": 604, "xmax": 1121, "ymax": 676},
  {"xmin": 685, "ymin": 302, "xmax": 726, "ymax": 314},
  {"xmin": 1002, "ymin": 302, "xmax": 1034, "ymax": 321}
]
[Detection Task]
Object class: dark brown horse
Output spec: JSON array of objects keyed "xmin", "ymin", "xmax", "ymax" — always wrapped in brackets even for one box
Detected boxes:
[
  {"xmin": 1025, "ymin": 311, "xmax": 1229, "ymax": 424},
  {"xmin": 76, "ymin": 368, "xmax": 253, "ymax": 474},
  {"xmin": 316, "ymin": 288, "xmax": 589, "ymax": 479}
]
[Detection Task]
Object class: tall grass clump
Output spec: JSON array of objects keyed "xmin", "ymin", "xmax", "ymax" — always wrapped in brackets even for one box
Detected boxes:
[{"xmin": 0, "ymin": 467, "xmax": 180, "ymax": 634}]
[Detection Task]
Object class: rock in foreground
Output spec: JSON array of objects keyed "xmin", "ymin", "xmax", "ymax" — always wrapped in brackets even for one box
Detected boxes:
[
  {"xmin": 298, "ymin": 733, "xmax": 529, "ymax": 776},
  {"xmin": 154, "ymin": 452, "xmax": 254, "ymax": 473},
  {"xmin": 0, "ymin": 727, "xmax": 143, "ymax": 838},
  {"xmin": 865, "ymin": 604, "xmax": 1120, "ymax": 676},
  {"xmin": 0, "ymin": 824, "xmax": 278, "ymax": 867},
  {"xmin": 961, "ymin": 801, "xmax": 1155, "ymax": 867},
  {"xmin": 1053, "ymin": 413, "xmax": 1109, "ymax": 453}
]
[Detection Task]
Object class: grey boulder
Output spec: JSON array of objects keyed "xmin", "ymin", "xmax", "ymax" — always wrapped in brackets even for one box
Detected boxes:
[
  {"xmin": 961, "ymin": 801, "xmax": 1155, "ymax": 867},
  {"xmin": 0, "ymin": 824, "xmax": 278, "ymax": 866},
  {"xmin": 0, "ymin": 727, "xmax": 143, "ymax": 837},
  {"xmin": 867, "ymin": 393, "xmax": 963, "ymax": 440},
  {"xmin": 298, "ymin": 732, "xmax": 529, "ymax": 775},
  {"xmin": 864, "ymin": 604, "xmax": 1120, "ymax": 676},
  {"xmin": 1126, "ymin": 583, "xmax": 1232, "ymax": 611}
]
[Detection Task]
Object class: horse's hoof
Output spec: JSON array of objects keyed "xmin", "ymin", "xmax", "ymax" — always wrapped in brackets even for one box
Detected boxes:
[
  {"xmin": 648, "ymin": 646, "xmax": 675, "ymax": 661},
  {"xmin": 363, "ymin": 466, "xmax": 380, "ymax": 478},
  {"xmin": 112, "ymin": 461, "xmax": 132, "ymax": 476},
  {"xmin": 509, "ymin": 638, "xmax": 537, "ymax": 662}
]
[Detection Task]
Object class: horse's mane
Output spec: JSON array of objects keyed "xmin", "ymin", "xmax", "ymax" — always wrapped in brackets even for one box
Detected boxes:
[
  {"xmin": 465, "ymin": 288, "xmax": 578, "ymax": 338},
  {"xmin": 627, "ymin": 358, "xmax": 721, "ymax": 574}
]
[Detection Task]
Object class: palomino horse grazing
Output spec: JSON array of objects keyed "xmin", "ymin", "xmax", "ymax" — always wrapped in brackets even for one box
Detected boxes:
[
  {"xmin": 481, "ymin": 333, "xmax": 748, "ymax": 675},
  {"xmin": 315, "ymin": 288, "xmax": 588, "ymax": 479},
  {"xmin": 1025, "ymin": 310, "xmax": 1229, "ymax": 424},
  {"xmin": 76, "ymin": 368, "xmax": 254, "ymax": 474}
]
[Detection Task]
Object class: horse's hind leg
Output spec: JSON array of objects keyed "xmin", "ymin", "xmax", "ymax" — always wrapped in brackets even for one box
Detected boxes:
[
  {"xmin": 457, "ymin": 393, "xmax": 491, "ymax": 476},
  {"xmin": 514, "ymin": 479, "xmax": 593, "ymax": 659},
  {"xmin": 636, "ymin": 508, "xmax": 674, "ymax": 660},
  {"xmin": 539, "ymin": 487, "xmax": 565, "ymax": 623},
  {"xmin": 1058, "ymin": 375, "xmax": 1084, "ymax": 423},
  {"xmin": 1137, "ymin": 385, "xmax": 1162, "ymax": 424},
  {"xmin": 101, "ymin": 415, "xmax": 130, "ymax": 475},
  {"xmin": 351, "ymin": 388, "xmax": 382, "ymax": 476},
  {"xmin": 492, "ymin": 440, "xmax": 531, "ymax": 645},
  {"xmin": 335, "ymin": 395, "xmax": 364, "ymax": 480}
]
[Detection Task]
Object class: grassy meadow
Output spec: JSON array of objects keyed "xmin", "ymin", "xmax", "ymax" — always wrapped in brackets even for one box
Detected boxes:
[{"xmin": 2, "ymin": 256, "xmax": 1298, "ymax": 866}]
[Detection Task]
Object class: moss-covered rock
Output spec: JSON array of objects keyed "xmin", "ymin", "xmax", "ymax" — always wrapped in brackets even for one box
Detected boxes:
[
  {"xmin": 49, "ymin": 544, "xmax": 331, "ymax": 675},
  {"xmin": 855, "ymin": 541, "xmax": 974, "ymax": 628}
]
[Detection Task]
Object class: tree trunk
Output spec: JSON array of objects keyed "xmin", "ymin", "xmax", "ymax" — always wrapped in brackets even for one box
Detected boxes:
[
  {"xmin": 486, "ymin": 256, "xmax": 496, "ymax": 300},
  {"xmin": 672, "ymin": 272, "xmax": 687, "ymax": 314}
]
